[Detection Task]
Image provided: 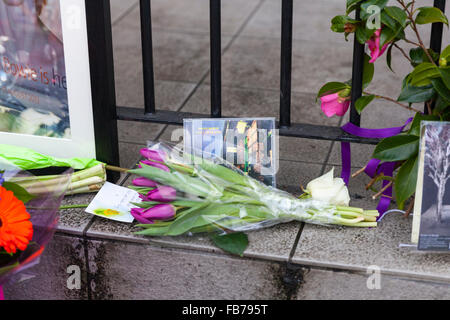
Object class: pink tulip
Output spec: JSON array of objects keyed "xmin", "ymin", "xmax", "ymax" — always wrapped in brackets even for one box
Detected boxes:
[
  {"xmin": 135, "ymin": 204, "xmax": 176, "ymax": 220},
  {"xmin": 320, "ymin": 92, "xmax": 350, "ymax": 117},
  {"xmin": 140, "ymin": 148, "xmax": 166, "ymax": 162},
  {"xmin": 132, "ymin": 177, "xmax": 158, "ymax": 188},
  {"xmin": 139, "ymin": 160, "xmax": 170, "ymax": 172},
  {"xmin": 130, "ymin": 210, "xmax": 154, "ymax": 224},
  {"xmin": 367, "ymin": 29, "xmax": 389, "ymax": 63},
  {"xmin": 140, "ymin": 186, "xmax": 177, "ymax": 202}
]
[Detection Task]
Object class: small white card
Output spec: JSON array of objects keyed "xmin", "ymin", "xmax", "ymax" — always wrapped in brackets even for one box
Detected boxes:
[{"xmin": 86, "ymin": 182, "xmax": 141, "ymax": 223}]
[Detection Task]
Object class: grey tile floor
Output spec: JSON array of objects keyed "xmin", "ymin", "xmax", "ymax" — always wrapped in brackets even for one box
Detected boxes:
[{"xmin": 6, "ymin": 0, "xmax": 450, "ymax": 299}]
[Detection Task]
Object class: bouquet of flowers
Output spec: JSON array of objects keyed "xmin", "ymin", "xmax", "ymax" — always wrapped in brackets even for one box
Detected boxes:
[
  {"xmin": 0, "ymin": 163, "xmax": 70, "ymax": 299},
  {"xmin": 126, "ymin": 143, "xmax": 379, "ymax": 243}
]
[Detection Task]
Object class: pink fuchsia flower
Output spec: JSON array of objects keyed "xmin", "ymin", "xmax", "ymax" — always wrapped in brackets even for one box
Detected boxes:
[
  {"xmin": 320, "ymin": 92, "xmax": 351, "ymax": 117},
  {"xmin": 139, "ymin": 160, "xmax": 170, "ymax": 172},
  {"xmin": 132, "ymin": 177, "xmax": 158, "ymax": 188},
  {"xmin": 140, "ymin": 148, "xmax": 166, "ymax": 162},
  {"xmin": 140, "ymin": 186, "xmax": 177, "ymax": 202},
  {"xmin": 131, "ymin": 204, "xmax": 176, "ymax": 220},
  {"xmin": 367, "ymin": 29, "xmax": 389, "ymax": 63}
]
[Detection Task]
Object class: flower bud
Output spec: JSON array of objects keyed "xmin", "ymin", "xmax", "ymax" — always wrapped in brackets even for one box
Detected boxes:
[
  {"xmin": 139, "ymin": 160, "xmax": 170, "ymax": 172},
  {"xmin": 130, "ymin": 209, "xmax": 154, "ymax": 224},
  {"xmin": 306, "ymin": 168, "xmax": 350, "ymax": 206},
  {"xmin": 344, "ymin": 23, "xmax": 356, "ymax": 33},
  {"xmin": 144, "ymin": 186, "xmax": 177, "ymax": 202},
  {"xmin": 132, "ymin": 177, "xmax": 158, "ymax": 188},
  {"xmin": 141, "ymin": 204, "xmax": 176, "ymax": 220},
  {"xmin": 140, "ymin": 148, "xmax": 166, "ymax": 162}
]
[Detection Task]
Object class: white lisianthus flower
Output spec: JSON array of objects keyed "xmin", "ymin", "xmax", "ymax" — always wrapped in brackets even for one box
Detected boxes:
[{"xmin": 306, "ymin": 168, "xmax": 350, "ymax": 206}]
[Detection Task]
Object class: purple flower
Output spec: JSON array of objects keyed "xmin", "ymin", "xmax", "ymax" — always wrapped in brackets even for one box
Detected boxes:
[
  {"xmin": 139, "ymin": 160, "xmax": 170, "ymax": 172},
  {"xmin": 137, "ymin": 204, "xmax": 176, "ymax": 220},
  {"xmin": 140, "ymin": 148, "xmax": 166, "ymax": 162},
  {"xmin": 132, "ymin": 177, "xmax": 157, "ymax": 188},
  {"xmin": 141, "ymin": 186, "xmax": 176, "ymax": 202},
  {"xmin": 0, "ymin": 171, "xmax": 4, "ymax": 186},
  {"xmin": 130, "ymin": 210, "xmax": 154, "ymax": 224}
]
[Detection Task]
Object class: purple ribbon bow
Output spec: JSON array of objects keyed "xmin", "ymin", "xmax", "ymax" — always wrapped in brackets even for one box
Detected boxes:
[{"xmin": 340, "ymin": 118, "xmax": 413, "ymax": 219}]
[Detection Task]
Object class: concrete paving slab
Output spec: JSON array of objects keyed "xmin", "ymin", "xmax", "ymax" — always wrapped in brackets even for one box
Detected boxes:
[
  {"xmin": 296, "ymin": 267, "xmax": 450, "ymax": 299},
  {"xmin": 150, "ymin": 0, "xmax": 262, "ymax": 36},
  {"xmin": 86, "ymin": 239, "xmax": 289, "ymax": 300},
  {"xmin": 292, "ymin": 168, "xmax": 450, "ymax": 283},
  {"xmin": 110, "ymin": 0, "xmax": 138, "ymax": 25},
  {"xmin": 3, "ymin": 235, "xmax": 88, "ymax": 300},
  {"xmin": 85, "ymin": 161, "xmax": 324, "ymax": 262}
]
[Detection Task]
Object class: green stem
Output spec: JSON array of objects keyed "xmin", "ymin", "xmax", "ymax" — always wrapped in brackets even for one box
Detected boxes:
[{"xmin": 59, "ymin": 204, "xmax": 89, "ymax": 210}]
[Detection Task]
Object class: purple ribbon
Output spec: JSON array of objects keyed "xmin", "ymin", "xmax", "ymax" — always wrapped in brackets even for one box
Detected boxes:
[{"xmin": 340, "ymin": 118, "xmax": 413, "ymax": 218}]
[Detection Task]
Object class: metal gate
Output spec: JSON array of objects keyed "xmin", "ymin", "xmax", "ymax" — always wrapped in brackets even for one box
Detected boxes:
[{"xmin": 84, "ymin": 0, "xmax": 447, "ymax": 179}]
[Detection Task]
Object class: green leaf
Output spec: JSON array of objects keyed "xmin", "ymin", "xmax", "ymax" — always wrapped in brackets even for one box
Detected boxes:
[
  {"xmin": 386, "ymin": 42, "xmax": 394, "ymax": 72},
  {"xmin": 408, "ymin": 62, "xmax": 440, "ymax": 87},
  {"xmin": 434, "ymin": 96, "xmax": 450, "ymax": 115},
  {"xmin": 317, "ymin": 82, "xmax": 349, "ymax": 99},
  {"xmin": 407, "ymin": 113, "xmax": 440, "ymax": 136},
  {"xmin": 2, "ymin": 181, "xmax": 35, "ymax": 204},
  {"xmin": 355, "ymin": 95, "xmax": 376, "ymax": 114},
  {"xmin": 373, "ymin": 135, "xmax": 419, "ymax": 161},
  {"xmin": 398, "ymin": 83, "xmax": 435, "ymax": 103},
  {"xmin": 409, "ymin": 47, "xmax": 439, "ymax": 67},
  {"xmin": 363, "ymin": 53, "xmax": 374, "ymax": 88},
  {"xmin": 360, "ymin": 0, "xmax": 389, "ymax": 20},
  {"xmin": 355, "ymin": 25, "xmax": 376, "ymax": 44},
  {"xmin": 439, "ymin": 67, "xmax": 450, "ymax": 89},
  {"xmin": 346, "ymin": 0, "xmax": 363, "ymax": 14},
  {"xmin": 380, "ymin": 11, "xmax": 398, "ymax": 30},
  {"xmin": 211, "ymin": 232, "xmax": 249, "ymax": 257},
  {"xmin": 415, "ymin": 7, "xmax": 449, "ymax": 26},
  {"xmin": 385, "ymin": 6, "xmax": 408, "ymax": 27},
  {"xmin": 129, "ymin": 164, "xmax": 214, "ymax": 198},
  {"xmin": 166, "ymin": 203, "xmax": 239, "ymax": 236},
  {"xmin": 441, "ymin": 45, "xmax": 450, "ymax": 61},
  {"xmin": 331, "ymin": 15, "xmax": 359, "ymax": 33},
  {"xmin": 395, "ymin": 156, "xmax": 419, "ymax": 210},
  {"xmin": 431, "ymin": 78, "xmax": 450, "ymax": 104}
]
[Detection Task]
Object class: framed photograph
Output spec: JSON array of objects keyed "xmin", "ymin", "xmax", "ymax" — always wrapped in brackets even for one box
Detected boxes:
[
  {"xmin": 0, "ymin": 0, "xmax": 96, "ymax": 159},
  {"xmin": 184, "ymin": 118, "xmax": 278, "ymax": 187},
  {"xmin": 412, "ymin": 121, "xmax": 450, "ymax": 251}
]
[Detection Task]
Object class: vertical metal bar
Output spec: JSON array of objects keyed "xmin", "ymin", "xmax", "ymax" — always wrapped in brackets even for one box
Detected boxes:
[
  {"xmin": 425, "ymin": 0, "xmax": 446, "ymax": 114},
  {"xmin": 280, "ymin": 0, "xmax": 293, "ymax": 128},
  {"xmin": 210, "ymin": 0, "xmax": 222, "ymax": 118},
  {"xmin": 85, "ymin": 0, "xmax": 120, "ymax": 182},
  {"xmin": 430, "ymin": 0, "xmax": 446, "ymax": 55},
  {"xmin": 140, "ymin": 0, "xmax": 156, "ymax": 114},
  {"xmin": 349, "ymin": 8, "xmax": 364, "ymax": 126}
]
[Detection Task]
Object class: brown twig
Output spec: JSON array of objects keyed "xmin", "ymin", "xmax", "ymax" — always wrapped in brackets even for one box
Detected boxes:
[
  {"xmin": 393, "ymin": 43, "xmax": 413, "ymax": 64},
  {"xmin": 351, "ymin": 166, "xmax": 367, "ymax": 178},
  {"xmin": 366, "ymin": 173, "xmax": 382, "ymax": 190},
  {"xmin": 363, "ymin": 91, "xmax": 422, "ymax": 113},
  {"xmin": 372, "ymin": 181, "xmax": 393, "ymax": 200},
  {"xmin": 426, "ymin": 101, "xmax": 433, "ymax": 115},
  {"xmin": 404, "ymin": 197, "xmax": 415, "ymax": 217},
  {"xmin": 398, "ymin": 0, "xmax": 437, "ymax": 66}
]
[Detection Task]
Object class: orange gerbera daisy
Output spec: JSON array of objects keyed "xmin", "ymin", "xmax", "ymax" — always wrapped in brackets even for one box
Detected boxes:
[{"xmin": 0, "ymin": 186, "xmax": 33, "ymax": 254}]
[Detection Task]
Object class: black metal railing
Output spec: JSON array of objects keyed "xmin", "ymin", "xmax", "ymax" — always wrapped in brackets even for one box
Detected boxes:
[{"xmin": 85, "ymin": 0, "xmax": 446, "ymax": 173}]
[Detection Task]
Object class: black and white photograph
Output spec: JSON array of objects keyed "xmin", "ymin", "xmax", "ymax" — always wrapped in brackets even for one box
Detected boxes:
[{"xmin": 418, "ymin": 122, "xmax": 450, "ymax": 251}]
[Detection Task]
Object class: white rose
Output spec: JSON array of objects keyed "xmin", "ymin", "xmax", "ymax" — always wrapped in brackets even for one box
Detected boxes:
[{"xmin": 306, "ymin": 168, "xmax": 350, "ymax": 206}]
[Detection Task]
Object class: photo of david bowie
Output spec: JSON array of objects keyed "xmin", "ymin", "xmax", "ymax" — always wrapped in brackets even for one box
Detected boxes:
[{"xmin": 0, "ymin": 0, "xmax": 70, "ymax": 138}]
